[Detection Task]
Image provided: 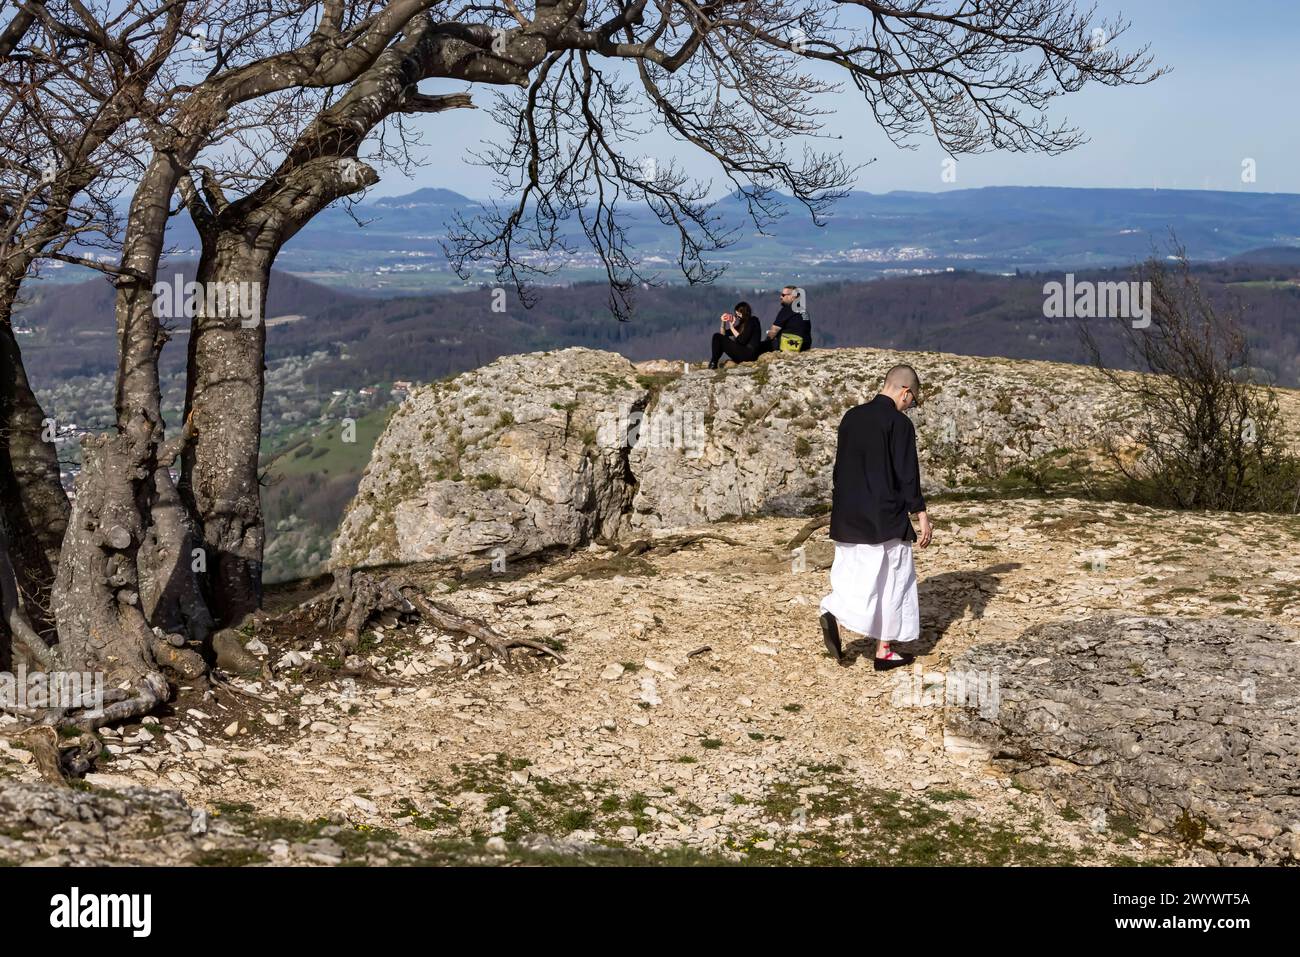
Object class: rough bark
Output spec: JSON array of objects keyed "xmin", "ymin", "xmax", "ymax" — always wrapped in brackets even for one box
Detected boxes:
[
  {"xmin": 180, "ymin": 244, "xmax": 272, "ymax": 628},
  {"xmin": 0, "ymin": 283, "xmax": 70, "ymax": 636},
  {"xmin": 140, "ymin": 466, "xmax": 214, "ymax": 645},
  {"xmin": 51, "ymin": 428, "xmax": 170, "ymax": 718}
]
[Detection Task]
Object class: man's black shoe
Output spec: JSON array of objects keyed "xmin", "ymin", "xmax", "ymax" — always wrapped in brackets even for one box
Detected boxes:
[
  {"xmin": 820, "ymin": 611, "xmax": 842, "ymax": 661},
  {"xmin": 873, "ymin": 653, "xmax": 914, "ymax": 672}
]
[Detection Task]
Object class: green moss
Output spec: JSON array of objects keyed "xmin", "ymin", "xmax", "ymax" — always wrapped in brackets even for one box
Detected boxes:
[
  {"xmin": 192, "ymin": 847, "xmax": 271, "ymax": 866},
  {"xmin": 731, "ymin": 764, "xmax": 1086, "ymax": 866},
  {"xmin": 1173, "ymin": 809, "xmax": 1208, "ymax": 846}
]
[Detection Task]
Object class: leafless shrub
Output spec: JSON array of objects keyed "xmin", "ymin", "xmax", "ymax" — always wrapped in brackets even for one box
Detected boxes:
[{"xmin": 1082, "ymin": 245, "xmax": 1300, "ymax": 513}]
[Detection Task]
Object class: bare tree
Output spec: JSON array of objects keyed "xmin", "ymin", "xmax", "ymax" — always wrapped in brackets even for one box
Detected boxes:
[
  {"xmin": 175, "ymin": 10, "xmax": 501, "ymax": 627},
  {"xmin": 1, "ymin": 0, "xmax": 187, "ymax": 657},
  {"xmin": 1081, "ymin": 244, "xmax": 1300, "ymax": 513},
  {"xmin": 0, "ymin": 1, "xmax": 446, "ymax": 728}
]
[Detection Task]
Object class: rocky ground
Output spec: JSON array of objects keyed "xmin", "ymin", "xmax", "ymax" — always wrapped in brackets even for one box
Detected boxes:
[{"xmin": 5, "ymin": 494, "xmax": 1297, "ymax": 866}]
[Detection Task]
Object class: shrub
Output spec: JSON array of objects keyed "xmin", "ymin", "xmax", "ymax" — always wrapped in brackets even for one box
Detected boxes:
[{"xmin": 1081, "ymin": 246, "xmax": 1300, "ymax": 513}]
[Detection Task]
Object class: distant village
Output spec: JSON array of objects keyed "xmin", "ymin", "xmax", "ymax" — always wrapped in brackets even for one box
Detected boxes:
[{"xmin": 45, "ymin": 347, "xmax": 416, "ymax": 503}]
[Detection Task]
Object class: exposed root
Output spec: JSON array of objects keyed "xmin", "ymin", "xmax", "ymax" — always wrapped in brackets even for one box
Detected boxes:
[
  {"xmin": 493, "ymin": 588, "xmax": 538, "ymax": 607},
  {"xmin": 300, "ymin": 658, "xmax": 411, "ymax": 687},
  {"xmin": 10, "ymin": 726, "xmax": 67, "ymax": 786},
  {"xmin": 785, "ymin": 514, "xmax": 830, "ymax": 550},
  {"xmin": 403, "ymin": 588, "xmax": 563, "ymax": 663},
  {"xmin": 209, "ymin": 668, "xmax": 278, "ymax": 704},
  {"xmin": 147, "ymin": 635, "xmax": 208, "ymax": 680},
  {"xmin": 0, "ymin": 725, "xmax": 100, "ymax": 786},
  {"xmin": 307, "ymin": 568, "xmax": 563, "ymax": 666},
  {"xmin": 77, "ymin": 672, "xmax": 170, "ymax": 732}
]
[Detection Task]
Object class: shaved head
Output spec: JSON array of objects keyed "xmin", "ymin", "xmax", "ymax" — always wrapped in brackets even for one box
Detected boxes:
[{"xmin": 883, "ymin": 364, "xmax": 921, "ymax": 399}]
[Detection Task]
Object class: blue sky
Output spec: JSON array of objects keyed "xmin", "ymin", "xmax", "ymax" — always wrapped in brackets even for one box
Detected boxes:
[{"xmin": 393, "ymin": 0, "xmax": 1300, "ymax": 200}]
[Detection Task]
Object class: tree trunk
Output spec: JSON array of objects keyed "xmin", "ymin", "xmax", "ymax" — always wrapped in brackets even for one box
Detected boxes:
[
  {"xmin": 38, "ymin": 4, "xmax": 438, "ymax": 725},
  {"xmin": 175, "ymin": 19, "xmax": 484, "ymax": 624},
  {"xmin": 180, "ymin": 244, "xmax": 272, "ymax": 627},
  {"xmin": 140, "ymin": 465, "xmax": 215, "ymax": 645},
  {"xmin": 0, "ymin": 279, "xmax": 71, "ymax": 638},
  {"xmin": 0, "ymin": 521, "xmax": 60, "ymax": 673},
  {"xmin": 50, "ymin": 149, "xmax": 184, "ymax": 713},
  {"xmin": 51, "ymin": 428, "xmax": 169, "ymax": 716}
]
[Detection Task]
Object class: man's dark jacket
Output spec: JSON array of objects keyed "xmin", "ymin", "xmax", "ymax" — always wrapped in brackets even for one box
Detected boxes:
[
  {"xmin": 829, "ymin": 393, "xmax": 926, "ymax": 544},
  {"xmin": 770, "ymin": 304, "xmax": 812, "ymax": 351}
]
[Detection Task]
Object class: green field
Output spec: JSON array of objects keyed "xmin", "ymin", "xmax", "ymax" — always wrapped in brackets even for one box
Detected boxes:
[
  {"xmin": 1227, "ymin": 279, "xmax": 1300, "ymax": 289},
  {"xmin": 268, "ymin": 406, "xmax": 394, "ymax": 479}
]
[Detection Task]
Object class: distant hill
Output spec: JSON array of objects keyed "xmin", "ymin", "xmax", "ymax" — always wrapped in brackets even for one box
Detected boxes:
[
  {"xmin": 17, "ymin": 257, "xmax": 1300, "ymax": 390},
  {"xmin": 368, "ymin": 187, "xmax": 473, "ymax": 208},
  {"xmin": 39, "ymin": 185, "xmax": 1300, "ymax": 293},
  {"xmin": 1229, "ymin": 245, "xmax": 1300, "ymax": 264},
  {"xmin": 13, "ymin": 265, "xmax": 364, "ymax": 380}
]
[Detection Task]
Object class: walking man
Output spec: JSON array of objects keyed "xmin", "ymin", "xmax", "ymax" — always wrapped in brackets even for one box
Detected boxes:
[{"xmin": 819, "ymin": 364, "xmax": 932, "ymax": 670}]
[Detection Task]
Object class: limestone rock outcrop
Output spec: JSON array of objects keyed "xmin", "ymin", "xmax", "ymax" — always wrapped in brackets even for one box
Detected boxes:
[
  {"xmin": 334, "ymin": 346, "xmax": 1123, "ymax": 568},
  {"xmin": 333, "ymin": 348, "xmax": 643, "ymax": 568},
  {"xmin": 943, "ymin": 615, "xmax": 1300, "ymax": 865}
]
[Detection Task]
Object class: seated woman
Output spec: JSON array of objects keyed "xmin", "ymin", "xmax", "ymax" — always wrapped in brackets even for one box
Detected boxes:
[{"xmin": 708, "ymin": 301, "xmax": 762, "ymax": 369}]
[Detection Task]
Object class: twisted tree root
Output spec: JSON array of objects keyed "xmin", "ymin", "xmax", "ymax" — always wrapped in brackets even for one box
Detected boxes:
[
  {"xmin": 785, "ymin": 514, "xmax": 830, "ymax": 551},
  {"xmin": 313, "ymin": 569, "xmax": 563, "ymax": 665},
  {"xmin": 402, "ymin": 588, "xmax": 563, "ymax": 663},
  {"xmin": 1, "ymin": 725, "xmax": 102, "ymax": 786}
]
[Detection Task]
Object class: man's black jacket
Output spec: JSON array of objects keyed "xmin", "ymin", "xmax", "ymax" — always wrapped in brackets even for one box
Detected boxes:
[
  {"xmin": 771, "ymin": 304, "xmax": 811, "ymax": 351},
  {"xmin": 828, "ymin": 393, "xmax": 926, "ymax": 545}
]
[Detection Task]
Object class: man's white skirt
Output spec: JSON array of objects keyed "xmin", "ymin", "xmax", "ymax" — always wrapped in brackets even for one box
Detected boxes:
[{"xmin": 818, "ymin": 538, "xmax": 919, "ymax": 643}]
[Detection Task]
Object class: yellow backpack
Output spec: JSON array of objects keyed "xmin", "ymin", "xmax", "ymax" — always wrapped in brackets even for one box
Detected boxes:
[{"xmin": 778, "ymin": 331, "xmax": 805, "ymax": 353}]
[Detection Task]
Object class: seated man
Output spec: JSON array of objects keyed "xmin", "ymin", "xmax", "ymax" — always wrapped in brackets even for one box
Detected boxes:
[
  {"xmin": 708, "ymin": 301, "xmax": 762, "ymax": 369},
  {"xmin": 759, "ymin": 285, "xmax": 812, "ymax": 353}
]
